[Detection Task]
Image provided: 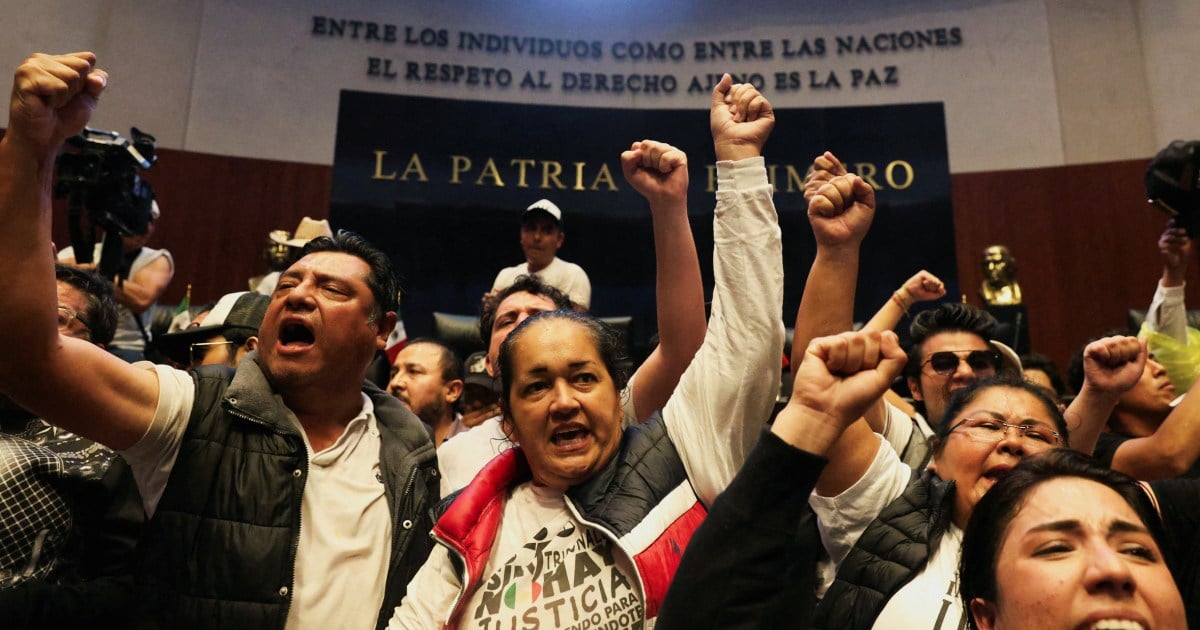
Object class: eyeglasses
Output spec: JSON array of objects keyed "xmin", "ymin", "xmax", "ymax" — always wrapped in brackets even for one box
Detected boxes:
[
  {"xmin": 189, "ymin": 340, "xmax": 235, "ymax": 366},
  {"xmin": 922, "ymin": 350, "xmax": 999, "ymax": 376},
  {"xmin": 948, "ymin": 416, "xmax": 1063, "ymax": 447},
  {"xmin": 57, "ymin": 306, "xmax": 91, "ymax": 335}
]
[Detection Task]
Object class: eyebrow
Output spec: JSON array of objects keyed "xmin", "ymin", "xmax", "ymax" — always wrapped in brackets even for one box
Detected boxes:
[
  {"xmin": 279, "ymin": 269, "xmax": 356, "ymax": 286},
  {"xmin": 1029, "ymin": 518, "xmax": 1149, "ymax": 536},
  {"xmin": 523, "ymin": 360, "xmax": 597, "ymax": 375},
  {"xmin": 972, "ymin": 410, "xmax": 1055, "ymax": 428}
]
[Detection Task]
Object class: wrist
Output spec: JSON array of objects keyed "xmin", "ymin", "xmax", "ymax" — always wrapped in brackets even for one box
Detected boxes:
[{"xmin": 713, "ymin": 139, "xmax": 761, "ymax": 162}]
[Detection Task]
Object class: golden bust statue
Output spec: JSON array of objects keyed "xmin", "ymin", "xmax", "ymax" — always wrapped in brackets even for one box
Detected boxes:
[{"xmin": 981, "ymin": 245, "xmax": 1022, "ymax": 305}]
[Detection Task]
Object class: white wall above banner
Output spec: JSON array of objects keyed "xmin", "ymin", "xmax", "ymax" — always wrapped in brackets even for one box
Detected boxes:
[{"xmin": 0, "ymin": 0, "xmax": 1192, "ymax": 173}]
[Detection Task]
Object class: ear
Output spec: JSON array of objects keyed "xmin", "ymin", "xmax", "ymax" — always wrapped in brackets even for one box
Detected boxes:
[
  {"xmin": 908, "ymin": 376, "xmax": 924, "ymax": 402},
  {"xmin": 485, "ymin": 353, "xmax": 497, "ymax": 378},
  {"xmin": 374, "ymin": 311, "xmax": 398, "ymax": 349},
  {"xmin": 245, "ymin": 336, "xmax": 259, "ymax": 352},
  {"xmin": 444, "ymin": 378, "xmax": 464, "ymax": 404},
  {"xmin": 554, "ymin": 231, "xmax": 564, "ymax": 249},
  {"xmin": 969, "ymin": 598, "xmax": 998, "ymax": 630}
]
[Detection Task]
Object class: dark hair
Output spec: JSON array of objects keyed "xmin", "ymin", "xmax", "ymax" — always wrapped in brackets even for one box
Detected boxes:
[
  {"xmin": 960, "ymin": 449, "xmax": 1167, "ymax": 629},
  {"xmin": 497, "ymin": 310, "xmax": 630, "ymax": 407},
  {"xmin": 930, "ymin": 374, "xmax": 1069, "ymax": 456},
  {"xmin": 301, "ymin": 230, "xmax": 399, "ymax": 323},
  {"xmin": 1066, "ymin": 328, "xmax": 1132, "ymax": 395},
  {"xmin": 479, "ymin": 275, "xmax": 573, "ymax": 343},
  {"xmin": 1019, "ymin": 352, "xmax": 1066, "ymax": 397},
  {"xmin": 906, "ymin": 303, "xmax": 998, "ymax": 378},
  {"xmin": 55, "ymin": 264, "xmax": 118, "ymax": 346},
  {"xmin": 403, "ymin": 337, "xmax": 464, "ymax": 383}
]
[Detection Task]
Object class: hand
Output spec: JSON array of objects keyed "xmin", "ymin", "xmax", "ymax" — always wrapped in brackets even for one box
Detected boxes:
[
  {"xmin": 803, "ymin": 151, "xmax": 848, "ymax": 204},
  {"xmin": 1081, "ymin": 336, "xmax": 1146, "ymax": 396},
  {"xmin": 620, "ymin": 140, "xmax": 688, "ymax": 209},
  {"xmin": 461, "ymin": 403, "xmax": 501, "ymax": 429},
  {"xmin": 57, "ymin": 256, "xmax": 97, "ymax": 273},
  {"xmin": 710, "ymin": 74, "xmax": 774, "ymax": 162},
  {"xmin": 899, "ymin": 270, "xmax": 946, "ymax": 304},
  {"xmin": 1159, "ymin": 220, "xmax": 1192, "ymax": 285},
  {"xmin": 789, "ymin": 330, "xmax": 907, "ymax": 429},
  {"xmin": 807, "ymin": 172, "xmax": 875, "ymax": 249},
  {"xmin": 7, "ymin": 52, "xmax": 106, "ymax": 160}
]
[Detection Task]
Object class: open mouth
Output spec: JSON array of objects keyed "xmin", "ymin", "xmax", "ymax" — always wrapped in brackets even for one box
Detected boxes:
[
  {"xmin": 279, "ymin": 322, "xmax": 315, "ymax": 348},
  {"xmin": 551, "ymin": 426, "xmax": 590, "ymax": 448},
  {"xmin": 983, "ymin": 466, "xmax": 1013, "ymax": 482}
]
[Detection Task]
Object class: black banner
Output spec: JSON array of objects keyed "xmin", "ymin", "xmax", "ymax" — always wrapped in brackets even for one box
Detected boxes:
[{"xmin": 331, "ymin": 89, "xmax": 955, "ymax": 354}]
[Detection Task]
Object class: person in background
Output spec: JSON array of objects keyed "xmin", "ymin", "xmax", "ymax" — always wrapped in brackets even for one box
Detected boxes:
[
  {"xmin": 153, "ymin": 291, "xmax": 269, "ymax": 370},
  {"xmin": 0, "ymin": 265, "xmax": 144, "ymax": 627},
  {"xmin": 58, "ymin": 200, "xmax": 173, "ymax": 362},
  {"xmin": 491, "ymin": 199, "xmax": 591, "ymax": 309},
  {"xmin": 388, "ymin": 338, "xmax": 467, "ymax": 446}
]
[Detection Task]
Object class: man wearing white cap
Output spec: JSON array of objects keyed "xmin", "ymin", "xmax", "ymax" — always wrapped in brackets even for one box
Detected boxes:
[
  {"xmin": 491, "ymin": 199, "xmax": 591, "ymax": 309},
  {"xmin": 58, "ymin": 199, "xmax": 174, "ymax": 362}
]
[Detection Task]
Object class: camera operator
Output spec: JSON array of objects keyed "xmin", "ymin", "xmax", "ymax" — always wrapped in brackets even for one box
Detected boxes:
[{"xmin": 57, "ymin": 200, "xmax": 173, "ymax": 362}]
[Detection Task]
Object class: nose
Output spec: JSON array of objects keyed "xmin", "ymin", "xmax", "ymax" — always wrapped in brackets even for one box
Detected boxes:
[
  {"xmin": 995, "ymin": 426, "xmax": 1028, "ymax": 456},
  {"xmin": 548, "ymin": 380, "xmax": 580, "ymax": 417},
  {"xmin": 1148, "ymin": 359, "xmax": 1167, "ymax": 378},
  {"xmin": 388, "ymin": 372, "xmax": 407, "ymax": 396},
  {"xmin": 283, "ymin": 278, "xmax": 317, "ymax": 309},
  {"xmin": 1083, "ymin": 541, "xmax": 1136, "ymax": 598}
]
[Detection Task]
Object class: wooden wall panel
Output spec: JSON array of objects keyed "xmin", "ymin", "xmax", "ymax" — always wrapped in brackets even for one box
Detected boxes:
[
  {"xmin": 51, "ymin": 148, "xmax": 334, "ymax": 308},
  {"xmin": 37, "ymin": 144, "xmax": 1189, "ymax": 374},
  {"xmin": 951, "ymin": 159, "xmax": 1199, "ymax": 370}
]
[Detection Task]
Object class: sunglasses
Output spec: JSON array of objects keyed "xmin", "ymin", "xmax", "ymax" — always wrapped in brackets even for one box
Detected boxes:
[{"xmin": 922, "ymin": 349, "xmax": 1000, "ymax": 376}]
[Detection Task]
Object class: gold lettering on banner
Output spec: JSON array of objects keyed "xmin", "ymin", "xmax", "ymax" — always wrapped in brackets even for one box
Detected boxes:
[
  {"xmin": 449, "ymin": 155, "xmax": 472, "ymax": 184},
  {"xmin": 590, "ymin": 163, "xmax": 618, "ymax": 191},
  {"xmin": 572, "ymin": 162, "xmax": 587, "ymax": 191},
  {"xmin": 511, "ymin": 159, "xmax": 537, "ymax": 188},
  {"xmin": 541, "ymin": 161, "xmax": 566, "ymax": 189},
  {"xmin": 885, "ymin": 160, "xmax": 914, "ymax": 190},
  {"xmin": 475, "ymin": 158, "xmax": 505, "ymax": 186},
  {"xmin": 399, "ymin": 154, "xmax": 428, "ymax": 182},
  {"xmin": 372, "ymin": 150, "xmax": 397, "ymax": 180},
  {"xmin": 781, "ymin": 165, "xmax": 807, "ymax": 193},
  {"xmin": 854, "ymin": 162, "xmax": 881, "ymax": 190}
]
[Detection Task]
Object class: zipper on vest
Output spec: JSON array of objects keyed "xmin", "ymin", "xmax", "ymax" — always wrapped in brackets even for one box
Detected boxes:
[
  {"xmin": 430, "ymin": 529, "xmax": 474, "ymax": 627},
  {"xmin": 390, "ymin": 464, "xmax": 419, "ymax": 563},
  {"xmin": 227, "ymin": 404, "xmax": 308, "ymax": 624},
  {"xmin": 563, "ymin": 497, "xmax": 648, "ymax": 624}
]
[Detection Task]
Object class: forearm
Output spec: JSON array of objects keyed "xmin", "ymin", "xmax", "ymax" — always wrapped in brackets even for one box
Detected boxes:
[
  {"xmin": 791, "ymin": 247, "xmax": 859, "ymax": 369},
  {"xmin": 650, "ymin": 196, "xmax": 705, "ymax": 368},
  {"xmin": 0, "ymin": 138, "xmax": 61, "ymax": 376},
  {"xmin": 657, "ymin": 430, "xmax": 826, "ymax": 628},
  {"xmin": 1064, "ymin": 383, "xmax": 1122, "ymax": 455},
  {"xmin": 662, "ymin": 157, "xmax": 783, "ymax": 505},
  {"xmin": 1146, "ymin": 280, "xmax": 1187, "ymax": 342}
]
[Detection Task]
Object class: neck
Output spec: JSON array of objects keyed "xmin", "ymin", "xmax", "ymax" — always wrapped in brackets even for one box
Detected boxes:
[
  {"xmin": 283, "ymin": 387, "xmax": 363, "ymax": 452},
  {"xmin": 432, "ymin": 411, "xmax": 457, "ymax": 445},
  {"xmin": 526, "ymin": 257, "xmax": 552, "ymax": 273}
]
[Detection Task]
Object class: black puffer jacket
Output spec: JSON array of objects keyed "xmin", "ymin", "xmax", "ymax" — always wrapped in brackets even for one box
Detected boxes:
[
  {"xmin": 134, "ymin": 358, "xmax": 438, "ymax": 629},
  {"xmin": 812, "ymin": 470, "xmax": 956, "ymax": 630}
]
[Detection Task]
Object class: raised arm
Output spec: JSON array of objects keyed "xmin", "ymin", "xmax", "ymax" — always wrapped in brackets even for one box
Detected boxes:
[
  {"xmin": 0, "ymin": 53, "xmax": 158, "ymax": 449},
  {"xmin": 1064, "ymin": 335, "xmax": 1145, "ymax": 455},
  {"xmin": 862, "ymin": 270, "xmax": 946, "ymax": 334},
  {"xmin": 789, "ymin": 151, "xmax": 875, "ymax": 370},
  {"xmin": 775, "ymin": 331, "xmax": 908, "ymax": 454},
  {"xmin": 621, "ymin": 140, "xmax": 706, "ymax": 422},
  {"xmin": 1148, "ymin": 220, "xmax": 1191, "ymax": 342},
  {"xmin": 661, "ymin": 74, "xmax": 783, "ymax": 506}
]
